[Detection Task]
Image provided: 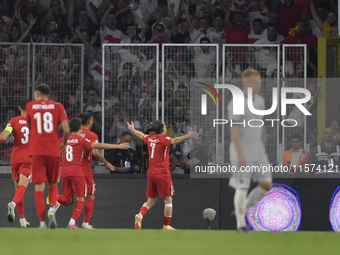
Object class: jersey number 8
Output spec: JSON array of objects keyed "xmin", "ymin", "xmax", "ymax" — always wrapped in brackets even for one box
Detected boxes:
[{"xmin": 66, "ymin": 145, "xmax": 73, "ymax": 162}]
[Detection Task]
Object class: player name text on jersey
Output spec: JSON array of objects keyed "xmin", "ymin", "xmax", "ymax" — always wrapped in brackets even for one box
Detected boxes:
[{"xmin": 32, "ymin": 104, "xmax": 55, "ymax": 110}]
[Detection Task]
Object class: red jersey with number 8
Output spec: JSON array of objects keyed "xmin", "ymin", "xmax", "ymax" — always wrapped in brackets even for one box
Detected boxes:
[
  {"xmin": 143, "ymin": 134, "xmax": 172, "ymax": 178},
  {"xmin": 60, "ymin": 134, "xmax": 93, "ymax": 178},
  {"xmin": 26, "ymin": 99, "xmax": 68, "ymax": 157},
  {"xmin": 6, "ymin": 115, "xmax": 31, "ymax": 164}
]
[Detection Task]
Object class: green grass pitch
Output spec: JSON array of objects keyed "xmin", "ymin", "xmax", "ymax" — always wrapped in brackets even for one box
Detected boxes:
[{"xmin": 0, "ymin": 228, "xmax": 338, "ymax": 255}]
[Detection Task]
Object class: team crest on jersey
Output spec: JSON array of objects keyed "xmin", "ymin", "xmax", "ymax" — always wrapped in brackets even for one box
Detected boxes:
[
  {"xmin": 80, "ymin": 134, "xmax": 85, "ymax": 138},
  {"xmin": 335, "ymin": 156, "xmax": 339, "ymax": 161}
]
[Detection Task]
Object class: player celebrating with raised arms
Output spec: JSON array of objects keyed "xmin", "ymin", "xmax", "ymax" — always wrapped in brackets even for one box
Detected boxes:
[
  {"xmin": 229, "ymin": 68, "xmax": 272, "ymax": 233},
  {"xmin": 1, "ymin": 99, "xmax": 31, "ymax": 227},
  {"xmin": 26, "ymin": 84, "xmax": 70, "ymax": 229},
  {"xmin": 57, "ymin": 118, "xmax": 129, "ymax": 229},
  {"xmin": 128, "ymin": 120, "xmax": 198, "ymax": 230}
]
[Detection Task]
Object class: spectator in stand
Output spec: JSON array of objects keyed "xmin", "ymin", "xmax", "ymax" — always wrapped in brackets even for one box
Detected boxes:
[
  {"xmin": 243, "ymin": 0, "xmax": 276, "ymax": 32},
  {"xmin": 67, "ymin": 0, "xmax": 86, "ymax": 29},
  {"xmin": 310, "ymin": 0, "xmax": 338, "ymax": 38},
  {"xmin": 116, "ymin": 63, "xmax": 135, "ymax": 91},
  {"xmin": 147, "ymin": 23, "xmax": 172, "ymax": 43},
  {"xmin": 254, "ymin": 24, "xmax": 284, "ymax": 69},
  {"xmin": 41, "ymin": 0, "xmax": 68, "ymax": 36},
  {"xmin": 68, "ymin": 8, "xmax": 95, "ymax": 36},
  {"xmin": 139, "ymin": 0, "xmax": 158, "ymax": 26},
  {"xmin": 186, "ymin": 5, "xmax": 212, "ymax": 44},
  {"xmin": 107, "ymin": 131, "xmax": 140, "ymax": 173},
  {"xmin": 116, "ymin": 36, "xmax": 146, "ymax": 79},
  {"xmin": 308, "ymin": 3, "xmax": 326, "ymax": 38},
  {"xmin": 121, "ymin": 12, "xmax": 147, "ymax": 43},
  {"xmin": 191, "ymin": 35, "xmax": 216, "ymax": 79},
  {"xmin": 207, "ymin": 15, "xmax": 225, "ymax": 45},
  {"xmin": 220, "ymin": 50, "xmax": 242, "ymax": 84},
  {"xmin": 83, "ymin": 87, "xmax": 101, "ymax": 113},
  {"xmin": 273, "ymin": 0, "xmax": 307, "ymax": 37},
  {"xmin": 100, "ymin": 4, "xmax": 128, "ymax": 45},
  {"xmin": 266, "ymin": 49, "xmax": 294, "ymax": 79},
  {"xmin": 231, "ymin": 0, "xmax": 248, "ymax": 12},
  {"xmin": 87, "ymin": 46, "xmax": 111, "ymax": 90},
  {"xmin": 329, "ymin": 119, "xmax": 340, "ymax": 144},
  {"xmin": 170, "ymin": 3, "xmax": 191, "ymax": 43},
  {"xmin": 138, "ymin": 81, "xmax": 161, "ymax": 121},
  {"xmin": 248, "ymin": 18, "xmax": 266, "ymax": 44},
  {"xmin": 280, "ymin": 133, "xmax": 308, "ymax": 171},
  {"xmin": 180, "ymin": 134, "xmax": 208, "ymax": 174},
  {"xmin": 282, "ymin": 19, "xmax": 318, "ymax": 51}
]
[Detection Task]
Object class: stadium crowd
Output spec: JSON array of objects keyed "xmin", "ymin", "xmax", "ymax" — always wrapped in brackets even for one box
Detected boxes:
[{"xmin": 0, "ymin": 0, "xmax": 338, "ymax": 171}]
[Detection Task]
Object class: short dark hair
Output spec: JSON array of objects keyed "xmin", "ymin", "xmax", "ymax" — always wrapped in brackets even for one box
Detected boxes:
[
  {"xmin": 19, "ymin": 99, "xmax": 31, "ymax": 111},
  {"xmin": 154, "ymin": 24, "xmax": 165, "ymax": 31},
  {"xmin": 87, "ymin": 87, "xmax": 99, "ymax": 95},
  {"xmin": 35, "ymin": 84, "xmax": 50, "ymax": 96},
  {"xmin": 198, "ymin": 17, "xmax": 208, "ymax": 23},
  {"xmin": 267, "ymin": 23, "xmax": 278, "ymax": 30},
  {"xmin": 79, "ymin": 112, "xmax": 93, "ymax": 126},
  {"xmin": 200, "ymin": 37, "xmax": 211, "ymax": 43},
  {"xmin": 329, "ymin": 119, "xmax": 340, "ymax": 128},
  {"xmin": 120, "ymin": 131, "xmax": 132, "ymax": 138},
  {"xmin": 69, "ymin": 118, "xmax": 82, "ymax": 132},
  {"xmin": 152, "ymin": 120, "xmax": 164, "ymax": 135},
  {"xmin": 291, "ymin": 133, "xmax": 302, "ymax": 141},
  {"xmin": 252, "ymin": 18, "xmax": 263, "ymax": 24},
  {"xmin": 213, "ymin": 15, "xmax": 223, "ymax": 21}
]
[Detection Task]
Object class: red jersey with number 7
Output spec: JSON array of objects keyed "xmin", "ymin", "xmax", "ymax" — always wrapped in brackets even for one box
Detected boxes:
[
  {"xmin": 80, "ymin": 128, "xmax": 99, "ymax": 176},
  {"xmin": 26, "ymin": 99, "xmax": 68, "ymax": 157},
  {"xmin": 143, "ymin": 134, "xmax": 173, "ymax": 178},
  {"xmin": 60, "ymin": 134, "xmax": 93, "ymax": 178},
  {"xmin": 6, "ymin": 115, "xmax": 31, "ymax": 164}
]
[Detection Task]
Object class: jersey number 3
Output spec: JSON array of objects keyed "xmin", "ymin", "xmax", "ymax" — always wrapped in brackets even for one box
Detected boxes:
[
  {"xmin": 34, "ymin": 112, "xmax": 54, "ymax": 134},
  {"xmin": 21, "ymin": 126, "xmax": 29, "ymax": 144}
]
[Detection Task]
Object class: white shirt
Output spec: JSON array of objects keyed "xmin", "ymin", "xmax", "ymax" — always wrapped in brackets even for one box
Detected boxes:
[
  {"xmin": 100, "ymin": 25, "xmax": 129, "ymax": 47},
  {"xmin": 254, "ymin": 35, "xmax": 284, "ymax": 68},
  {"xmin": 207, "ymin": 27, "xmax": 225, "ymax": 44},
  {"xmin": 248, "ymin": 30, "xmax": 266, "ymax": 42},
  {"xmin": 228, "ymin": 94, "xmax": 267, "ymax": 160},
  {"xmin": 279, "ymin": 148, "xmax": 305, "ymax": 166},
  {"xmin": 129, "ymin": 3, "xmax": 144, "ymax": 29},
  {"xmin": 190, "ymin": 28, "xmax": 214, "ymax": 44},
  {"xmin": 117, "ymin": 49, "xmax": 147, "ymax": 78},
  {"xmin": 139, "ymin": 0, "xmax": 158, "ymax": 18},
  {"xmin": 266, "ymin": 60, "xmax": 294, "ymax": 77},
  {"xmin": 193, "ymin": 47, "xmax": 216, "ymax": 79},
  {"xmin": 248, "ymin": 11, "xmax": 276, "ymax": 33},
  {"xmin": 89, "ymin": 59, "xmax": 111, "ymax": 90},
  {"xmin": 84, "ymin": 103, "xmax": 101, "ymax": 112},
  {"xmin": 85, "ymin": 0, "xmax": 102, "ymax": 24},
  {"xmin": 231, "ymin": 0, "xmax": 246, "ymax": 12},
  {"xmin": 43, "ymin": 58, "xmax": 70, "ymax": 77}
]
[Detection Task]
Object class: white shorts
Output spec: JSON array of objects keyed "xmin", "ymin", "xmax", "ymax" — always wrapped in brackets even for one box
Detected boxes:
[{"xmin": 230, "ymin": 157, "xmax": 272, "ymax": 189}]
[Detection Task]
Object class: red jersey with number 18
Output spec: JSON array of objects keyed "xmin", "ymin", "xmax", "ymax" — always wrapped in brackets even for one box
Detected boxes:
[
  {"xmin": 26, "ymin": 99, "xmax": 68, "ymax": 157},
  {"xmin": 143, "ymin": 134, "xmax": 173, "ymax": 178},
  {"xmin": 80, "ymin": 128, "xmax": 99, "ymax": 176},
  {"xmin": 6, "ymin": 115, "xmax": 31, "ymax": 164},
  {"xmin": 60, "ymin": 134, "xmax": 93, "ymax": 178}
]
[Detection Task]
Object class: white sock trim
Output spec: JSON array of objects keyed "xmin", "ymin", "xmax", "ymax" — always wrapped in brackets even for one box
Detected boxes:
[
  {"xmin": 69, "ymin": 218, "xmax": 76, "ymax": 225},
  {"xmin": 164, "ymin": 215, "xmax": 172, "ymax": 217},
  {"xmin": 165, "ymin": 204, "xmax": 173, "ymax": 208}
]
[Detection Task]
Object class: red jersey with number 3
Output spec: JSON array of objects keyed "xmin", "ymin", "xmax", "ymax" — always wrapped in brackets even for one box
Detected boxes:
[
  {"xmin": 143, "ymin": 134, "xmax": 172, "ymax": 178},
  {"xmin": 80, "ymin": 128, "xmax": 98, "ymax": 176},
  {"xmin": 6, "ymin": 115, "xmax": 31, "ymax": 164},
  {"xmin": 26, "ymin": 99, "xmax": 68, "ymax": 157},
  {"xmin": 60, "ymin": 134, "xmax": 93, "ymax": 178}
]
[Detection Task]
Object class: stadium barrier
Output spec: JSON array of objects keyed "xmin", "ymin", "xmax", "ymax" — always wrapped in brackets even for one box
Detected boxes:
[
  {"xmin": 0, "ymin": 42, "xmax": 307, "ymax": 169},
  {"xmin": 0, "ymin": 174, "xmax": 336, "ymax": 231}
]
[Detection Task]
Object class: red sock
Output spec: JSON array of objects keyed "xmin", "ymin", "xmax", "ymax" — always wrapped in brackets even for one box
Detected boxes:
[
  {"xmin": 139, "ymin": 206, "xmax": 148, "ymax": 216},
  {"xmin": 16, "ymin": 199, "xmax": 25, "ymax": 219},
  {"xmin": 71, "ymin": 201, "xmax": 84, "ymax": 223},
  {"xmin": 48, "ymin": 186, "xmax": 59, "ymax": 207},
  {"xmin": 34, "ymin": 191, "xmax": 45, "ymax": 221},
  {"xmin": 164, "ymin": 216, "xmax": 172, "ymax": 226},
  {"xmin": 57, "ymin": 195, "xmax": 71, "ymax": 207},
  {"xmin": 12, "ymin": 185, "xmax": 26, "ymax": 204},
  {"xmin": 83, "ymin": 199, "xmax": 94, "ymax": 223}
]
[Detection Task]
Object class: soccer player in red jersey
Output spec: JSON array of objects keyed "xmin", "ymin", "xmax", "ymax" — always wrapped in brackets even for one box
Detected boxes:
[
  {"xmin": 128, "ymin": 120, "xmax": 198, "ymax": 230},
  {"xmin": 79, "ymin": 112, "xmax": 115, "ymax": 229},
  {"xmin": 56, "ymin": 118, "xmax": 129, "ymax": 228},
  {"xmin": 26, "ymin": 84, "xmax": 70, "ymax": 229},
  {"xmin": 0, "ymin": 99, "xmax": 31, "ymax": 227}
]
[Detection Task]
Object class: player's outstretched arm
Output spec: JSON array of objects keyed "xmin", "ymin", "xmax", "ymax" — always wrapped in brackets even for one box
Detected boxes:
[
  {"xmin": 93, "ymin": 149, "xmax": 115, "ymax": 171},
  {"xmin": 171, "ymin": 129, "xmax": 199, "ymax": 145},
  {"xmin": 91, "ymin": 142, "xmax": 130, "ymax": 150},
  {"xmin": 127, "ymin": 122, "xmax": 144, "ymax": 139},
  {"xmin": 0, "ymin": 130, "xmax": 11, "ymax": 141}
]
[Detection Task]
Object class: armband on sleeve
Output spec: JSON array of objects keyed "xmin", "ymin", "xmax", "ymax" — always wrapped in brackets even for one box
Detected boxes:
[{"xmin": 4, "ymin": 125, "xmax": 13, "ymax": 134}]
